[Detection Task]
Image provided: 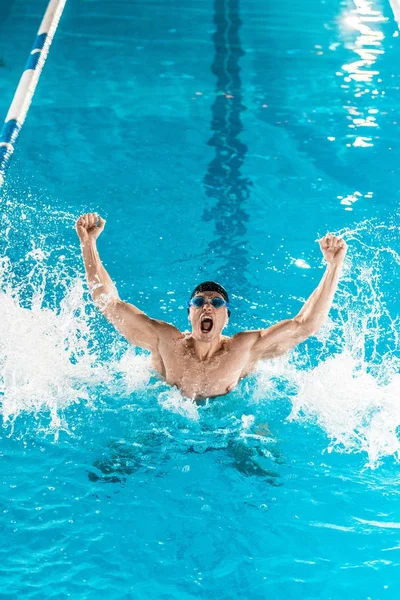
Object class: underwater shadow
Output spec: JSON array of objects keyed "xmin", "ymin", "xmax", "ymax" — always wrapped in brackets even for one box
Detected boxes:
[{"xmin": 88, "ymin": 428, "xmax": 283, "ymax": 486}]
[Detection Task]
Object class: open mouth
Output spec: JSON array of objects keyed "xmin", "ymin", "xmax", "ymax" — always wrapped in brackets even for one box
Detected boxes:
[{"xmin": 200, "ymin": 316, "xmax": 214, "ymax": 333}]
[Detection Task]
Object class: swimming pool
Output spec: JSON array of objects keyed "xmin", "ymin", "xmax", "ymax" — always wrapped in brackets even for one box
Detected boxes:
[{"xmin": 1, "ymin": 0, "xmax": 400, "ymax": 597}]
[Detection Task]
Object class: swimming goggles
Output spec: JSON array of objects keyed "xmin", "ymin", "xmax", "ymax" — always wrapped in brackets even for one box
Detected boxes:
[{"xmin": 188, "ymin": 297, "xmax": 229, "ymax": 309}]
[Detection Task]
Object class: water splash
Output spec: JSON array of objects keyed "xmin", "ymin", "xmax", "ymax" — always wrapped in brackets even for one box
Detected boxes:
[
  {"xmin": 0, "ymin": 195, "xmax": 152, "ymax": 433},
  {"xmin": 158, "ymin": 387, "xmax": 200, "ymax": 421},
  {"xmin": 0, "ymin": 276, "xmax": 154, "ymax": 432},
  {"xmin": 288, "ymin": 351, "xmax": 400, "ymax": 467},
  {"xmin": 276, "ymin": 219, "xmax": 400, "ymax": 467},
  {"xmin": 1, "ymin": 200, "xmax": 400, "ymax": 467}
]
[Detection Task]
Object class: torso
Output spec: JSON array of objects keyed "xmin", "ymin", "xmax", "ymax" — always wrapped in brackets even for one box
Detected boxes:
[{"xmin": 151, "ymin": 331, "xmax": 254, "ymax": 400}]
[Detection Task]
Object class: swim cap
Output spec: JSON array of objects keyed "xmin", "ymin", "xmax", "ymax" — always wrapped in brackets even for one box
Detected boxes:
[
  {"xmin": 191, "ymin": 281, "xmax": 229, "ymax": 302},
  {"xmin": 189, "ymin": 281, "xmax": 230, "ymax": 317}
]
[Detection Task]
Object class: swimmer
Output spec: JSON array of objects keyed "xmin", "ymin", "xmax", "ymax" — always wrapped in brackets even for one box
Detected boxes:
[{"xmin": 76, "ymin": 213, "xmax": 347, "ymax": 401}]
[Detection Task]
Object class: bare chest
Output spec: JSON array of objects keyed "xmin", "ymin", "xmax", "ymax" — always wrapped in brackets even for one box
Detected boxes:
[{"xmin": 152, "ymin": 338, "xmax": 251, "ymax": 399}]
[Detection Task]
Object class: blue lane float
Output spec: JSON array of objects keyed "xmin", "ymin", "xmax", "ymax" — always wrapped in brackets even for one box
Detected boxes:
[
  {"xmin": 389, "ymin": 0, "xmax": 400, "ymax": 25},
  {"xmin": 0, "ymin": 0, "xmax": 67, "ymax": 187}
]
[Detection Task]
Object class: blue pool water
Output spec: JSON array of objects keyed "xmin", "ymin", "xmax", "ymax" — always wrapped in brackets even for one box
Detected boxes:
[{"xmin": 2, "ymin": 0, "xmax": 400, "ymax": 597}]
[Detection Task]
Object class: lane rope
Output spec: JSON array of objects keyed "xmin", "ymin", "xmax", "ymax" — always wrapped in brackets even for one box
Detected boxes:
[
  {"xmin": 388, "ymin": 0, "xmax": 400, "ymax": 24},
  {"xmin": 0, "ymin": 0, "xmax": 67, "ymax": 187}
]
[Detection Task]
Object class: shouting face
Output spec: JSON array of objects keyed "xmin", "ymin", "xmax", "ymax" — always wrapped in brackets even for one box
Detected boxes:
[{"xmin": 188, "ymin": 291, "xmax": 229, "ymax": 341}]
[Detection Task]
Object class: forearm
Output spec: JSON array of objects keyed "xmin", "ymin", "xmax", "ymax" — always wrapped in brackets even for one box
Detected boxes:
[
  {"xmin": 80, "ymin": 238, "xmax": 118, "ymax": 309},
  {"xmin": 295, "ymin": 263, "xmax": 343, "ymax": 332}
]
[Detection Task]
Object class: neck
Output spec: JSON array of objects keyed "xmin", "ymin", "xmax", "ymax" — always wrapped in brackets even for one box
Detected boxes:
[{"xmin": 190, "ymin": 334, "xmax": 224, "ymax": 360}]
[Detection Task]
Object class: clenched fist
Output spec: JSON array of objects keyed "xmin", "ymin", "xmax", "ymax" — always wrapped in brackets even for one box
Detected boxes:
[
  {"xmin": 319, "ymin": 234, "xmax": 347, "ymax": 266},
  {"xmin": 76, "ymin": 213, "xmax": 106, "ymax": 243}
]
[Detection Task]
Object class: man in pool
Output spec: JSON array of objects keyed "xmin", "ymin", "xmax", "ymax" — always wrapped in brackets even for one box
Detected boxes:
[{"xmin": 76, "ymin": 213, "xmax": 347, "ymax": 400}]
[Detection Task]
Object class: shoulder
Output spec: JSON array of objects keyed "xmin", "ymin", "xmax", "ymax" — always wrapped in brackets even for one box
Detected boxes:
[
  {"xmin": 230, "ymin": 330, "xmax": 260, "ymax": 350},
  {"xmin": 154, "ymin": 319, "xmax": 185, "ymax": 341}
]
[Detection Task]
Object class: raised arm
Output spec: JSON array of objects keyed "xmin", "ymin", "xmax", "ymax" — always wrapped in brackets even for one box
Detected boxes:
[
  {"xmin": 237, "ymin": 234, "xmax": 348, "ymax": 361},
  {"xmin": 75, "ymin": 213, "xmax": 179, "ymax": 351}
]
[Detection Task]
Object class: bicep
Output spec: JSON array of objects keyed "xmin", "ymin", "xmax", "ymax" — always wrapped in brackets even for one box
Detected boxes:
[
  {"xmin": 245, "ymin": 319, "xmax": 315, "ymax": 361},
  {"xmin": 102, "ymin": 300, "xmax": 174, "ymax": 351}
]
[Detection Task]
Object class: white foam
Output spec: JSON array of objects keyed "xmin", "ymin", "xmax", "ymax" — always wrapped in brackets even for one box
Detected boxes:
[
  {"xmin": 250, "ymin": 221, "xmax": 400, "ymax": 467},
  {"xmin": 158, "ymin": 388, "xmax": 200, "ymax": 421},
  {"xmin": 0, "ymin": 282, "xmax": 100, "ymax": 424},
  {"xmin": 0, "ymin": 258, "xmax": 151, "ymax": 430},
  {"xmin": 1, "ymin": 207, "xmax": 400, "ymax": 466},
  {"xmin": 288, "ymin": 351, "xmax": 400, "ymax": 466}
]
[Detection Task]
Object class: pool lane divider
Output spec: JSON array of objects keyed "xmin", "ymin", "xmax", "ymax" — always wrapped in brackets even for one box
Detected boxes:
[
  {"xmin": 389, "ymin": 0, "xmax": 400, "ymax": 26},
  {"xmin": 0, "ymin": 0, "xmax": 67, "ymax": 187}
]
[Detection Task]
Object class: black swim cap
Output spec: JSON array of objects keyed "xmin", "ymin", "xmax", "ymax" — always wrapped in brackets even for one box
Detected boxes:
[
  {"xmin": 190, "ymin": 281, "xmax": 229, "ymax": 302},
  {"xmin": 189, "ymin": 281, "xmax": 230, "ymax": 317}
]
